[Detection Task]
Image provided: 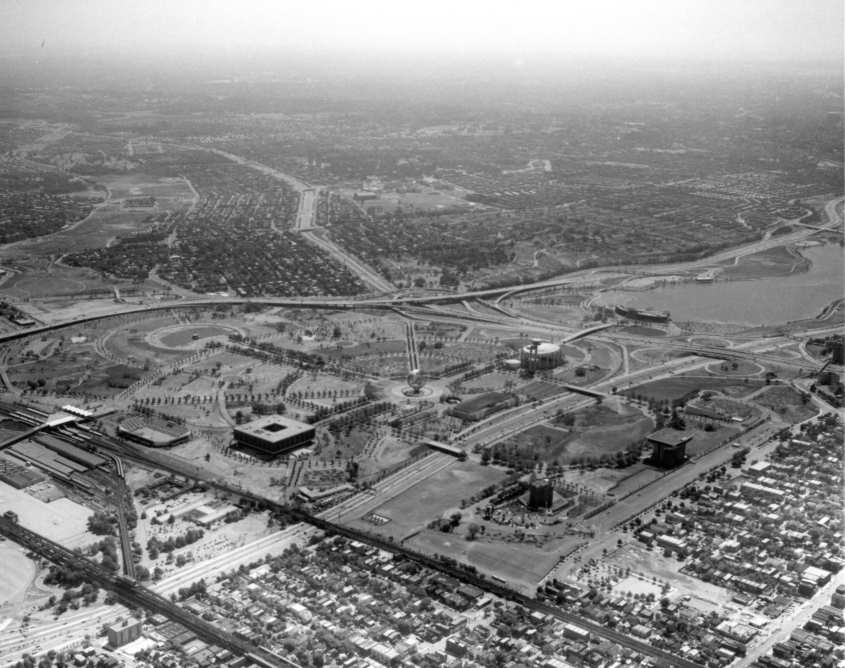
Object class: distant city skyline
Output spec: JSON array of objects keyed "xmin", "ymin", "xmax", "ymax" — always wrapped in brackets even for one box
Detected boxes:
[{"xmin": 1, "ymin": 0, "xmax": 842, "ymax": 66}]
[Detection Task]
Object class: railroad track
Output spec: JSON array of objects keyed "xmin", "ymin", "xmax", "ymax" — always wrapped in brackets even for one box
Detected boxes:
[
  {"xmin": 0, "ymin": 516, "xmax": 284, "ymax": 668},
  {"xmin": 34, "ymin": 420, "xmax": 704, "ymax": 667}
]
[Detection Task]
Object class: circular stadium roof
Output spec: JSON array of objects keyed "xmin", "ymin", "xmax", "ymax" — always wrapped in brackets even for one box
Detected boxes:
[{"xmin": 522, "ymin": 342, "xmax": 561, "ymax": 355}]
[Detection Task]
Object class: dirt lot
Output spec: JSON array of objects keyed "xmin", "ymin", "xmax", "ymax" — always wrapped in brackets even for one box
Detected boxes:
[
  {"xmin": 0, "ymin": 544, "xmax": 37, "ymax": 610},
  {"xmin": 0, "ymin": 481, "xmax": 96, "ymax": 549},
  {"xmin": 604, "ymin": 542, "xmax": 734, "ymax": 610}
]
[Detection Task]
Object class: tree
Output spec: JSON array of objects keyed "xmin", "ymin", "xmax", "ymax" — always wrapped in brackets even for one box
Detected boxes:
[{"xmin": 87, "ymin": 511, "xmax": 119, "ymax": 536}]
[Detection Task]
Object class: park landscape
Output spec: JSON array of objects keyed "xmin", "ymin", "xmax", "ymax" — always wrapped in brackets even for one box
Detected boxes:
[{"xmin": 0, "ymin": 18, "xmax": 841, "ymax": 668}]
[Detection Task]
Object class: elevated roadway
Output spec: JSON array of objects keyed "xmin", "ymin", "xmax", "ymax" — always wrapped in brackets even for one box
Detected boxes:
[
  {"xmin": 1, "ymin": 199, "xmax": 842, "ymax": 345},
  {"xmin": 0, "ymin": 516, "xmax": 283, "ymax": 668},
  {"xmin": 561, "ymin": 384, "xmax": 608, "ymax": 399},
  {"xmin": 28, "ymin": 414, "xmax": 707, "ymax": 667},
  {"xmin": 563, "ymin": 322, "xmax": 615, "ymax": 342}
]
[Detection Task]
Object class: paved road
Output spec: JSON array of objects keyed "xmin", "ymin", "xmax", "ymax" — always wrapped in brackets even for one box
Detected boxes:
[
  {"xmin": 206, "ymin": 147, "xmax": 311, "ymax": 192},
  {"xmin": 2, "ymin": 184, "xmax": 842, "ymax": 339},
  {"xmin": 737, "ymin": 568, "xmax": 845, "ymax": 667},
  {"xmin": 294, "ymin": 188, "xmax": 318, "ymax": 232},
  {"xmin": 592, "ymin": 420, "xmax": 782, "ymax": 531},
  {"xmin": 302, "ymin": 229, "xmax": 394, "ymax": 293}
]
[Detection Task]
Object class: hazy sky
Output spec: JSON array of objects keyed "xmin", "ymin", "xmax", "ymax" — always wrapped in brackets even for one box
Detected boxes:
[{"xmin": 1, "ymin": 0, "xmax": 842, "ymax": 64}]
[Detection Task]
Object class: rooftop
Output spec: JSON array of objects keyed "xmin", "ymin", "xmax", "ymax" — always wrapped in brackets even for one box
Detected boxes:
[
  {"xmin": 522, "ymin": 342, "xmax": 561, "ymax": 355},
  {"xmin": 647, "ymin": 429, "xmax": 694, "ymax": 447},
  {"xmin": 234, "ymin": 414, "xmax": 314, "ymax": 443}
]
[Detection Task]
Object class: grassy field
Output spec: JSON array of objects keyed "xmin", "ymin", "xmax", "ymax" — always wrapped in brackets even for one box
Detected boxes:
[
  {"xmin": 0, "ymin": 262, "xmax": 135, "ymax": 300},
  {"xmin": 104, "ymin": 173, "xmax": 193, "ymax": 204},
  {"xmin": 625, "ymin": 374, "xmax": 764, "ymax": 403},
  {"xmin": 753, "ymin": 385, "xmax": 817, "ymax": 423},
  {"xmin": 158, "ymin": 325, "xmax": 235, "ymax": 348},
  {"xmin": 683, "ymin": 424, "xmax": 743, "ymax": 458},
  {"xmin": 461, "ymin": 371, "xmax": 515, "ymax": 391},
  {"xmin": 496, "ymin": 403, "xmax": 653, "ymax": 464},
  {"xmin": 347, "ymin": 460, "xmax": 506, "ymax": 542},
  {"xmin": 688, "ymin": 395, "xmax": 758, "ymax": 420},
  {"xmin": 0, "ymin": 172, "xmax": 193, "ymax": 259},
  {"xmin": 720, "ymin": 245, "xmax": 805, "ymax": 280},
  {"xmin": 554, "ymin": 404, "xmax": 653, "ymax": 458},
  {"xmin": 408, "ymin": 528, "xmax": 564, "ymax": 593},
  {"xmin": 7, "ymin": 348, "xmax": 134, "ymax": 397},
  {"xmin": 104, "ymin": 317, "xmax": 190, "ymax": 364},
  {"xmin": 703, "ymin": 359, "xmax": 764, "ymax": 376},
  {"xmin": 606, "ymin": 467, "xmax": 667, "ymax": 498},
  {"xmin": 621, "ymin": 325, "xmax": 666, "ymax": 337}
]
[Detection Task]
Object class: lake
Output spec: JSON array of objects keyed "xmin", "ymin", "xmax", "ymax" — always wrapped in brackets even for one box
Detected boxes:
[{"xmin": 595, "ymin": 244, "xmax": 844, "ymax": 325}]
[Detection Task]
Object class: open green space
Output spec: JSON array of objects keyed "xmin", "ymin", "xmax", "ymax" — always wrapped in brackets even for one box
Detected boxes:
[
  {"xmin": 407, "ymin": 528, "xmax": 564, "ymax": 593},
  {"xmin": 158, "ymin": 325, "xmax": 234, "ymax": 347},
  {"xmin": 346, "ymin": 460, "xmax": 506, "ymax": 542},
  {"xmin": 625, "ymin": 374, "xmax": 764, "ymax": 404},
  {"xmin": 621, "ymin": 325, "xmax": 666, "ymax": 337},
  {"xmin": 682, "ymin": 424, "xmax": 743, "ymax": 458},
  {"xmin": 492, "ymin": 404, "xmax": 653, "ymax": 467},
  {"xmin": 703, "ymin": 359, "xmax": 763, "ymax": 376},
  {"xmin": 752, "ymin": 385, "xmax": 817, "ymax": 423},
  {"xmin": 720, "ymin": 245, "xmax": 806, "ymax": 281}
]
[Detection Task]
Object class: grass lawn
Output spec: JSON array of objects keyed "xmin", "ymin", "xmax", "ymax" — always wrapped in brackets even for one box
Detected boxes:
[
  {"xmin": 704, "ymin": 359, "xmax": 763, "ymax": 376},
  {"xmin": 158, "ymin": 325, "xmax": 234, "ymax": 347},
  {"xmin": 683, "ymin": 424, "xmax": 743, "ymax": 458},
  {"xmin": 753, "ymin": 385, "xmax": 817, "ymax": 423},
  {"xmin": 720, "ymin": 245, "xmax": 803, "ymax": 280},
  {"xmin": 622, "ymin": 325, "xmax": 666, "ymax": 337},
  {"xmin": 493, "ymin": 404, "xmax": 653, "ymax": 465},
  {"xmin": 625, "ymin": 374, "xmax": 764, "ymax": 403},
  {"xmin": 346, "ymin": 460, "xmax": 506, "ymax": 542},
  {"xmin": 408, "ymin": 528, "xmax": 564, "ymax": 593}
]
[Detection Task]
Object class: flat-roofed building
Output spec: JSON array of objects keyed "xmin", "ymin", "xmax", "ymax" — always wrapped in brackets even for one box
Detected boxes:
[
  {"xmin": 451, "ymin": 391, "xmax": 516, "ymax": 422},
  {"xmin": 233, "ymin": 414, "xmax": 315, "ymax": 457},
  {"xmin": 107, "ymin": 618, "xmax": 142, "ymax": 648},
  {"xmin": 647, "ymin": 429, "xmax": 692, "ymax": 468}
]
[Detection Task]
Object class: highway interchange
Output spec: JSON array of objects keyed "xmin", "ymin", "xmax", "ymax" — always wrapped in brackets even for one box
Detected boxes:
[{"xmin": 0, "ymin": 145, "xmax": 841, "ymax": 667}]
